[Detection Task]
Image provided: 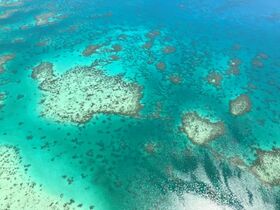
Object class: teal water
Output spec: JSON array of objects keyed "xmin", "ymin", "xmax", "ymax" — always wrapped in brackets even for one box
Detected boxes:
[{"xmin": 0, "ymin": 0, "xmax": 280, "ymax": 209}]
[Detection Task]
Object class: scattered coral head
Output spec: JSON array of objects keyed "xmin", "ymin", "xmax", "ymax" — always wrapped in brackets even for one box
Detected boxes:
[
  {"xmin": 82, "ymin": 44, "xmax": 101, "ymax": 56},
  {"xmin": 0, "ymin": 145, "xmax": 79, "ymax": 209},
  {"xmin": 111, "ymin": 44, "xmax": 122, "ymax": 52},
  {"xmin": 227, "ymin": 58, "xmax": 241, "ymax": 75},
  {"xmin": 144, "ymin": 142, "xmax": 158, "ymax": 154},
  {"xmin": 146, "ymin": 30, "xmax": 161, "ymax": 39},
  {"xmin": 143, "ymin": 41, "xmax": 153, "ymax": 50},
  {"xmin": 156, "ymin": 62, "xmax": 166, "ymax": 71},
  {"xmin": 169, "ymin": 74, "xmax": 182, "ymax": 84},
  {"xmin": 35, "ymin": 12, "xmax": 63, "ymax": 26},
  {"xmin": 110, "ymin": 55, "xmax": 120, "ymax": 61},
  {"xmin": 163, "ymin": 46, "xmax": 176, "ymax": 54},
  {"xmin": 251, "ymin": 53, "xmax": 268, "ymax": 69},
  {"xmin": 206, "ymin": 71, "xmax": 222, "ymax": 87}
]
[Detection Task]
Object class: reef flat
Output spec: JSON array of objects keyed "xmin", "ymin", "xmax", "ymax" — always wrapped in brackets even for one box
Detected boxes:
[{"xmin": 32, "ymin": 63, "xmax": 143, "ymax": 123}]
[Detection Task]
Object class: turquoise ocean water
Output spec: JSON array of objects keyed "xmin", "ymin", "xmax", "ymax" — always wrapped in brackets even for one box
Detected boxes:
[{"xmin": 0, "ymin": 0, "xmax": 280, "ymax": 209}]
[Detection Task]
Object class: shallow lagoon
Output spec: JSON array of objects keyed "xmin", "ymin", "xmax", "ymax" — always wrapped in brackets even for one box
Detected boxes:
[{"xmin": 0, "ymin": 0, "xmax": 280, "ymax": 209}]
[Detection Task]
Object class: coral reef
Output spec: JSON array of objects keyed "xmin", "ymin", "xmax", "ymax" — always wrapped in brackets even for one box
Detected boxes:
[
  {"xmin": 251, "ymin": 52, "xmax": 269, "ymax": 69},
  {"xmin": 226, "ymin": 58, "xmax": 241, "ymax": 75},
  {"xmin": 82, "ymin": 45, "xmax": 101, "ymax": 56},
  {"xmin": 229, "ymin": 94, "xmax": 251, "ymax": 116},
  {"xmin": 169, "ymin": 74, "xmax": 182, "ymax": 84},
  {"xmin": 251, "ymin": 149, "xmax": 280, "ymax": 186},
  {"xmin": 35, "ymin": 12, "xmax": 63, "ymax": 26},
  {"xmin": 206, "ymin": 71, "xmax": 222, "ymax": 87},
  {"xmin": 181, "ymin": 112, "xmax": 225, "ymax": 145},
  {"xmin": 32, "ymin": 63, "xmax": 143, "ymax": 123},
  {"xmin": 0, "ymin": 9, "xmax": 18, "ymax": 19},
  {"xmin": 163, "ymin": 46, "xmax": 176, "ymax": 54},
  {"xmin": 0, "ymin": 92, "xmax": 6, "ymax": 108},
  {"xmin": 0, "ymin": 0, "xmax": 23, "ymax": 7},
  {"xmin": 31, "ymin": 62, "xmax": 54, "ymax": 83},
  {"xmin": 144, "ymin": 142, "xmax": 158, "ymax": 155},
  {"xmin": 146, "ymin": 30, "xmax": 161, "ymax": 39},
  {"xmin": 0, "ymin": 54, "xmax": 15, "ymax": 73},
  {"xmin": 156, "ymin": 62, "xmax": 166, "ymax": 71},
  {"xmin": 111, "ymin": 44, "xmax": 122, "ymax": 52}
]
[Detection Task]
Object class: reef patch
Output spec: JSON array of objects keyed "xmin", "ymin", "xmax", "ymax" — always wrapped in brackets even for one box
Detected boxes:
[
  {"xmin": 82, "ymin": 45, "xmax": 101, "ymax": 57},
  {"xmin": 32, "ymin": 63, "xmax": 143, "ymax": 123},
  {"xmin": 0, "ymin": 54, "xmax": 15, "ymax": 73},
  {"xmin": 251, "ymin": 149, "xmax": 280, "ymax": 186},
  {"xmin": 0, "ymin": 92, "xmax": 6, "ymax": 108},
  {"xmin": 206, "ymin": 71, "xmax": 222, "ymax": 87},
  {"xmin": 229, "ymin": 94, "xmax": 251, "ymax": 116},
  {"xmin": 181, "ymin": 112, "xmax": 225, "ymax": 145}
]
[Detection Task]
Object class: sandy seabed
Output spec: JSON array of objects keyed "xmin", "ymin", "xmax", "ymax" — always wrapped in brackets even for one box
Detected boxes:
[{"xmin": 0, "ymin": 145, "xmax": 77, "ymax": 210}]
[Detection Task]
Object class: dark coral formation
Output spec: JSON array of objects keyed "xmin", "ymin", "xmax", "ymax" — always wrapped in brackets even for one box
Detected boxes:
[
  {"xmin": 82, "ymin": 45, "xmax": 101, "ymax": 56},
  {"xmin": 251, "ymin": 52, "xmax": 269, "ymax": 69},
  {"xmin": 169, "ymin": 74, "xmax": 182, "ymax": 84},
  {"xmin": 156, "ymin": 62, "xmax": 166, "ymax": 71},
  {"xmin": 31, "ymin": 62, "xmax": 54, "ymax": 81},
  {"xmin": 227, "ymin": 58, "xmax": 241, "ymax": 75},
  {"xmin": 163, "ymin": 46, "xmax": 176, "ymax": 54},
  {"xmin": 206, "ymin": 71, "xmax": 223, "ymax": 87}
]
